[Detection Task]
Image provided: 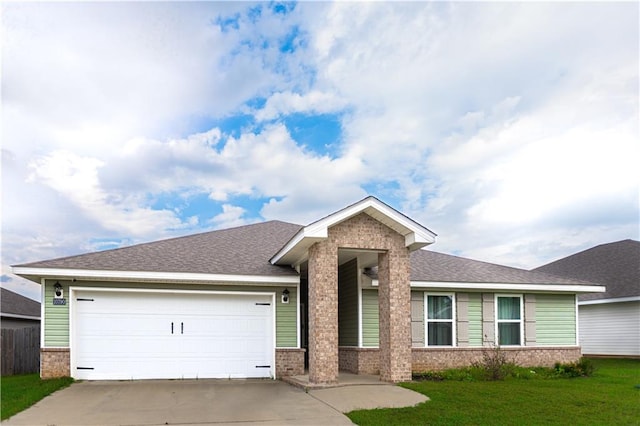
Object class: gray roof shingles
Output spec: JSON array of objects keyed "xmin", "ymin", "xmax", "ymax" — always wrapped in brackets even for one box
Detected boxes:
[
  {"xmin": 15, "ymin": 218, "xmax": 600, "ymax": 288},
  {"xmin": 1, "ymin": 288, "xmax": 41, "ymax": 318},
  {"xmin": 410, "ymin": 249, "xmax": 592, "ymax": 285},
  {"xmin": 533, "ymin": 239, "xmax": 640, "ymax": 301},
  {"xmin": 17, "ymin": 221, "xmax": 303, "ymax": 277}
]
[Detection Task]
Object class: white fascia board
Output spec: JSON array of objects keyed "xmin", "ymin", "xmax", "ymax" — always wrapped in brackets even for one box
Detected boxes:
[
  {"xmin": 404, "ymin": 232, "xmax": 434, "ymax": 250},
  {"xmin": 270, "ymin": 228, "xmax": 326, "ymax": 265},
  {"xmin": 409, "ymin": 281, "xmax": 606, "ymax": 294},
  {"xmin": 12, "ymin": 267, "xmax": 299, "ymax": 285},
  {"xmin": 270, "ymin": 231, "xmax": 305, "ymax": 265},
  {"xmin": 270, "ymin": 197, "xmax": 436, "ymax": 265},
  {"xmin": 578, "ymin": 296, "xmax": 640, "ymax": 306}
]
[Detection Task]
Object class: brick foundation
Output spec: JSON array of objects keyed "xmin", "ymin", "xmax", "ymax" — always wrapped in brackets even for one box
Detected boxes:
[
  {"xmin": 337, "ymin": 346, "xmax": 582, "ymax": 374},
  {"xmin": 41, "ymin": 348, "xmax": 70, "ymax": 378},
  {"xmin": 412, "ymin": 346, "xmax": 582, "ymax": 371},
  {"xmin": 339, "ymin": 347, "xmax": 380, "ymax": 374},
  {"xmin": 275, "ymin": 348, "xmax": 305, "ymax": 378}
]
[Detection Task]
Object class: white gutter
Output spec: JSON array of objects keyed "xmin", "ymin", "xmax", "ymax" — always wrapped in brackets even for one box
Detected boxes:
[
  {"xmin": 369, "ymin": 278, "xmax": 606, "ymax": 294},
  {"xmin": 1, "ymin": 313, "xmax": 41, "ymax": 321},
  {"xmin": 579, "ymin": 295, "xmax": 640, "ymax": 305}
]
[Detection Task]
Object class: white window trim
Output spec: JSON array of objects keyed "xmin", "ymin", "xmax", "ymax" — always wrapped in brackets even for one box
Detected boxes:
[
  {"xmin": 424, "ymin": 292, "xmax": 456, "ymax": 348},
  {"xmin": 495, "ymin": 294, "xmax": 524, "ymax": 347}
]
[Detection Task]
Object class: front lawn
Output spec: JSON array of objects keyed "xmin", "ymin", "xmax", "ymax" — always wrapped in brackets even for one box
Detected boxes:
[
  {"xmin": 1, "ymin": 374, "xmax": 73, "ymax": 420},
  {"xmin": 347, "ymin": 358, "xmax": 640, "ymax": 425}
]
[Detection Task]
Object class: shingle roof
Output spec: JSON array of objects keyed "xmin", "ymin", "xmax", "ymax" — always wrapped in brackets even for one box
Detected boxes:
[
  {"xmin": 533, "ymin": 239, "xmax": 640, "ymax": 301},
  {"xmin": 409, "ymin": 249, "xmax": 592, "ymax": 285},
  {"xmin": 14, "ymin": 217, "xmax": 604, "ymax": 288},
  {"xmin": 17, "ymin": 221, "xmax": 303, "ymax": 277},
  {"xmin": 1, "ymin": 288, "xmax": 41, "ymax": 318}
]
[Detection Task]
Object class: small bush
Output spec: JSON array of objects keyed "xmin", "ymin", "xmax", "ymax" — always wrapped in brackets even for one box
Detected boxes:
[
  {"xmin": 413, "ymin": 371, "xmax": 446, "ymax": 381},
  {"xmin": 554, "ymin": 357, "xmax": 595, "ymax": 378},
  {"xmin": 472, "ymin": 342, "xmax": 516, "ymax": 380}
]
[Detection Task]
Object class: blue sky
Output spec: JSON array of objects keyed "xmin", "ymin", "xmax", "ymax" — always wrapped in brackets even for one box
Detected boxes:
[{"xmin": 2, "ymin": 1, "xmax": 638, "ymax": 301}]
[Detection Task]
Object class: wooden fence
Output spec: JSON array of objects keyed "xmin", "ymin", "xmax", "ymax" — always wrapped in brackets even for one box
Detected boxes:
[{"xmin": 1, "ymin": 326, "xmax": 40, "ymax": 376}]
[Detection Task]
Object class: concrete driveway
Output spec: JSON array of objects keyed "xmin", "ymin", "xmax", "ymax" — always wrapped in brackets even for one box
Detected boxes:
[{"xmin": 2, "ymin": 378, "xmax": 427, "ymax": 425}]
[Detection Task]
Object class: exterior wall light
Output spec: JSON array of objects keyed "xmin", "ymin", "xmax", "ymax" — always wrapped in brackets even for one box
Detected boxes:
[
  {"xmin": 53, "ymin": 281, "xmax": 64, "ymax": 299},
  {"xmin": 281, "ymin": 288, "xmax": 290, "ymax": 304}
]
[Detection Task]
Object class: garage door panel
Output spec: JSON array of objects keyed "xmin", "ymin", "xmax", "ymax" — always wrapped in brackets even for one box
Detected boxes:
[{"xmin": 73, "ymin": 290, "xmax": 274, "ymax": 380}]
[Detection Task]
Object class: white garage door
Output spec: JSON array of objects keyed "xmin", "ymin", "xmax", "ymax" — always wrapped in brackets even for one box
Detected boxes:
[{"xmin": 72, "ymin": 290, "xmax": 274, "ymax": 380}]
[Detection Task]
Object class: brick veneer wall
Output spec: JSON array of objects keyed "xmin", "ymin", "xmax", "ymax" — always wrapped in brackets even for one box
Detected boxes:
[
  {"xmin": 275, "ymin": 348, "xmax": 305, "ymax": 378},
  {"xmin": 412, "ymin": 347, "xmax": 582, "ymax": 371},
  {"xmin": 41, "ymin": 348, "xmax": 304, "ymax": 379},
  {"xmin": 41, "ymin": 348, "xmax": 70, "ymax": 378},
  {"xmin": 338, "ymin": 347, "xmax": 581, "ymax": 374},
  {"xmin": 308, "ymin": 241, "xmax": 340, "ymax": 384},
  {"xmin": 307, "ymin": 213, "xmax": 412, "ymax": 384},
  {"xmin": 339, "ymin": 347, "xmax": 380, "ymax": 374}
]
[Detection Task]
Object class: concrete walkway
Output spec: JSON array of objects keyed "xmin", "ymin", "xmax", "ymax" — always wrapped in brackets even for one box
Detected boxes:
[
  {"xmin": 2, "ymin": 375, "xmax": 428, "ymax": 426},
  {"xmin": 285, "ymin": 372, "xmax": 428, "ymax": 413}
]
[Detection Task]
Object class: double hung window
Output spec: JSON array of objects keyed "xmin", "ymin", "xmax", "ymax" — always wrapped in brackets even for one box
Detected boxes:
[
  {"xmin": 496, "ymin": 295, "xmax": 522, "ymax": 346},
  {"xmin": 425, "ymin": 294, "xmax": 455, "ymax": 346}
]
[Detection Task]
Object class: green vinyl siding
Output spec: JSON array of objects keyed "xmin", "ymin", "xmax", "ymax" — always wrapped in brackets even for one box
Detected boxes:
[
  {"xmin": 275, "ymin": 286, "xmax": 298, "ymax": 347},
  {"xmin": 536, "ymin": 294, "xmax": 576, "ymax": 346},
  {"xmin": 44, "ymin": 281, "xmax": 69, "ymax": 347},
  {"xmin": 467, "ymin": 293, "xmax": 483, "ymax": 346},
  {"xmin": 338, "ymin": 259, "xmax": 358, "ymax": 346},
  {"xmin": 43, "ymin": 280, "xmax": 298, "ymax": 348},
  {"xmin": 362, "ymin": 289, "xmax": 379, "ymax": 347}
]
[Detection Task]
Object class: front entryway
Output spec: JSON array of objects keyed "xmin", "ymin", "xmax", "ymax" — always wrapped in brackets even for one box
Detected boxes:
[{"xmin": 71, "ymin": 289, "xmax": 274, "ymax": 380}]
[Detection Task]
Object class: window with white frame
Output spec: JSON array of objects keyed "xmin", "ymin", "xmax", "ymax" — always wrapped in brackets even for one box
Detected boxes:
[
  {"xmin": 425, "ymin": 293, "xmax": 455, "ymax": 346},
  {"xmin": 496, "ymin": 295, "xmax": 523, "ymax": 346}
]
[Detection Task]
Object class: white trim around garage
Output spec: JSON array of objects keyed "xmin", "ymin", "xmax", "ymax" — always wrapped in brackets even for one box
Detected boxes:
[{"xmin": 69, "ymin": 287, "xmax": 278, "ymax": 380}]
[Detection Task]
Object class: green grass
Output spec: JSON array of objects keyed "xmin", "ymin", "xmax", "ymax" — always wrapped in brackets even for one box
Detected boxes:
[
  {"xmin": 347, "ymin": 358, "xmax": 640, "ymax": 425},
  {"xmin": 1, "ymin": 374, "xmax": 73, "ymax": 420}
]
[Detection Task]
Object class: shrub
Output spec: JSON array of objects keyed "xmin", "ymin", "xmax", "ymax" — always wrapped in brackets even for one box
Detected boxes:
[
  {"xmin": 554, "ymin": 357, "xmax": 595, "ymax": 378},
  {"xmin": 472, "ymin": 342, "xmax": 518, "ymax": 381}
]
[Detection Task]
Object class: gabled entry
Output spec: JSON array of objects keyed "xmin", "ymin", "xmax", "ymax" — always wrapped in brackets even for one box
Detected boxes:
[{"xmin": 272, "ymin": 197, "xmax": 436, "ymax": 384}]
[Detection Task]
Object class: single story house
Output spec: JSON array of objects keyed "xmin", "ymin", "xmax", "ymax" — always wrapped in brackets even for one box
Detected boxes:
[
  {"xmin": 534, "ymin": 239, "xmax": 639, "ymax": 357},
  {"xmin": 12, "ymin": 197, "xmax": 605, "ymax": 383}
]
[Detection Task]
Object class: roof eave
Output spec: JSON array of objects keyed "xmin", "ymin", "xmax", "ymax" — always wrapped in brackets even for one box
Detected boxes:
[
  {"xmin": 12, "ymin": 266, "xmax": 300, "ymax": 285},
  {"xmin": 270, "ymin": 196, "xmax": 436, "ymax": 266},
  {"xmin": 409, "ymin": 280, "xmax": 607, "ymax": 293}
]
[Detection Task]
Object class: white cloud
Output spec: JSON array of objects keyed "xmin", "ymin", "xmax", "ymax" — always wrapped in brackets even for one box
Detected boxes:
[
  {"xmin": 2, "ymin": 1, "xmax": 638, "ymax": 302},
  {"xmin": 255, "ymin": 90, "xmax": 348, "ymax": 121},
  {"xmin": 28, "ymin": 150, "xmax": 184, "ymax": 237},
  {"xmin": 295, "ymin": 1, "xmax": 639, "ymax": 266},
  {"xmin": 208, "ymin": 204, "xmax": 251, "ymax": 229}
]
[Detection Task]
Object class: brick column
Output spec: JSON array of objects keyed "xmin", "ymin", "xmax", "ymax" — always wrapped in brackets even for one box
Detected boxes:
[
  {"xmin": 378, "ymin": 249, "xmax": 412, "ymax": 383},
  {"xmin": 308, "ymin": 241, "xmax": 339, "ymax": 384}
]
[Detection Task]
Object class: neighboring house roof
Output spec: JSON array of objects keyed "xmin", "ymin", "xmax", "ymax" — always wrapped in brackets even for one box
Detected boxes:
[
  {"xmin": 533, "ymin": 239, "xmax": 640, "ymax": 302},
  {"xmin": 15, "ymin": 221, "xmax": 303, "ymax": 281},
  {"xmin": 1, "ymin": 287, "xmax": 40, "ymax": 319}
]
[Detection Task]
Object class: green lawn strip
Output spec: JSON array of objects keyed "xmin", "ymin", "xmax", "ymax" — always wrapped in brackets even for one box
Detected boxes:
[
  {"xmin": 1, "ymin": 374, "xmax": 74, "ymax": 420},
  {"xmin": 347, "ymin": 358, "xmax": 640, "ymax": 426}
]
